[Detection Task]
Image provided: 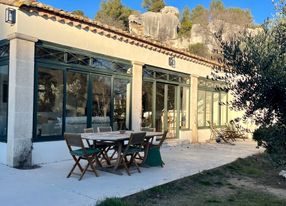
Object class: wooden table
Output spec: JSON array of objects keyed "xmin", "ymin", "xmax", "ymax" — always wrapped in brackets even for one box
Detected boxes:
[{"xmin": 81, "ymin": 131, "xmax": 163, "ymax": 175}]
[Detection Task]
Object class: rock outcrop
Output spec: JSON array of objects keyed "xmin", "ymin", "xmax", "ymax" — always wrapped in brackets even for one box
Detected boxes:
[{"xmin": 129, "ymin": 6, "xmax": 180, "ymax": 41}]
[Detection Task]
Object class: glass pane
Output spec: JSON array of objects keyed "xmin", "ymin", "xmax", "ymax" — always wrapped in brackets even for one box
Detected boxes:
[
  {"xmin": 66, "ymin": 72, "xmax": 88, "ymax": 133},
  {"xmin": 91, "ymin": 75, "xmax": 111, "ymax": 132},
  {"xmin": 0, "ymin": 65, "xmax": 8, "ymax": 139},
  {"xmin": 155, "ymin": 83, "xmax": 165, "ymax": 132},
  {"xmin": 0, "ymin": 45, "xmax": 9, "ymax": 58},
  {"xmin": 67, "ymin": 53, "xmax": 90, "ymax": 66},
  {"xmin": 198, "ymin": 79, "xmax": 205, "ymax": 87},
  {"xmin": 156, "ymin": 72, "xmax": 168, "ymax": 80},
  {"xmin": 143, "ymin": 69, "xmax": 154, "ymax": 78},
  {"xmin": 167, "ymin": 85, "xmax": 176, "ymax": 138},
  {"xmin": 113, "ymin": 79, "xmax": 131, "ymax": 130},
  {"xmin": 197, "ymin": 90, "xmax": 205, "ymax": 127},
  {"xmin": 220, "ymin": 93, "xmax": 228, "ymax": 126},
  {"xmin": 169, "ymin": 74, "xmax": 180, "ymax": 82},
  {"xmin": 205, "ymin": 91, "xmax": 212, "ymax": 126},
  {"xmin": 35, "ymin": 46, "xmax": 65, "ymax": 62},
  {"xmin": 181, "ymin": 76, "xmax": 190, "ymax": 84},
  {"xmin": 37, "ymin": 68, "xmax": 63, "ymax": 137},
  {"xmin": 180, "ymin": 87, "xmax": 190, "ymax": 129},
  {"xmin": 91, "ymin": 58, "xmax": 131, "ymax": 74},
  {"xmin": 213, "ymin": 92, "xmax": 220, "ymax": 126},
  {"xmin": 142, "ymin": 81, "xmax": 153, "ymax": 129}
]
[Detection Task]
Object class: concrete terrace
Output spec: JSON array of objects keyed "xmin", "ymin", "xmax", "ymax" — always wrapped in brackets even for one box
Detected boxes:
[{"xmin": 0, "ymin": 140, "xmax": 263, "ymax": 206}]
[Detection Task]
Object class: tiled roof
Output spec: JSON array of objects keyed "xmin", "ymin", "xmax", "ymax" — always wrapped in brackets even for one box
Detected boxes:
[{"xmin": 2, "ymin": 0, "xmax": 221, "ymax": 67}]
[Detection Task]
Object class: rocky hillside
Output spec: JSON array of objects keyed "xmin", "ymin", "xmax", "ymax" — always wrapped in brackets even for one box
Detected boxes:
[{"xmin": 129, "ymin": 6, "xmax": 261, "ymax": 60}]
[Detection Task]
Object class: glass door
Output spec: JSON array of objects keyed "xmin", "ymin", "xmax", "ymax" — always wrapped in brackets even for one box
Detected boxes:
[
  {"xmin": 90, "ymin": 74, "xmax": 112, "ymax": 132},
  {"xmin": 66, "ymin": 71, "xmax": 88, "ymax": 133},
  {"xmin": 154, "ymin": 83, "xmax": 178, "ymax": 138}
]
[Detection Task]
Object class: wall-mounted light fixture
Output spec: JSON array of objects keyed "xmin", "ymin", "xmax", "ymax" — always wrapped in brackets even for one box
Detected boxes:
[
  {"xmin": 5, "ymin": 8, "xmax": 16, "ymax": 24},
  {"xmin": 169, "ymin": 56, "xmax": 176, "ymax": 68}
]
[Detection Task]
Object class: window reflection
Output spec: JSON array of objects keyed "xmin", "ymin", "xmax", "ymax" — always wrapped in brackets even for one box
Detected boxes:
[
  {"xmin": 0, "ymin": 65, "xmax": 8, "ymax": 139},
  {"xmin": 180, "ymin": 87, "xmax": 190, "ymax": 129},
  {"xmin": 37, "ymin": 68, "xmax": 63, "ymax": 136},
  {"xmin": 142, "ymin": 82, "xmax": 153, "ymax": 128},
  {"xmin": 113, "ymin": 79, "xmax": 131, "ymax": 130},
  {"xmin": 92, "ymin": 75, "xmax": 111, "ymax": 131},
  {"xmin": 66, "ymin": 72, "xmax": 88, "ymax": 133}
]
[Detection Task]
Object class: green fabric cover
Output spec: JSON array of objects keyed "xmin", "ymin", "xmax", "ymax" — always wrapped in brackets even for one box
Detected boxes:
[
  {"xmin": 124, "ymin": 146, "xmax": 144, "ymax": 155},
  {"xmin": 144, "ymin": 147, "xmax": 164, "ymax": 167},
  {"xmin": 70, "ymin": 148, "xmax": 100, "ymax": 156}
]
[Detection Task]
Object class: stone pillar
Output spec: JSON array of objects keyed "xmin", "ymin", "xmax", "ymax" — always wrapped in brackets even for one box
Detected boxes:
[
  {"xmin": 7, "ymin": 33, "xmax": 37, "ymax": 168},
  {"xmin": 131, "ymin": 61, "xmax": 144, "ymax": 131},
  {"xmin": 190, "ymin": 75, "xmax": 199, "ymax": 143}
]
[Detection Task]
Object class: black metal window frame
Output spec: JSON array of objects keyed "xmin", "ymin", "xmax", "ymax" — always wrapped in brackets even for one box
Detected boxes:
[
  {"xmin": 33, "ymin": 41, "xmax": 132, "ymax": 142},
  {"xmin": 197, "ymin": 77, "xmax": 229, "ymax": 129},
  {"xmin": 0, "ymin": 40, "xmax": 9, "ymax": 143}
]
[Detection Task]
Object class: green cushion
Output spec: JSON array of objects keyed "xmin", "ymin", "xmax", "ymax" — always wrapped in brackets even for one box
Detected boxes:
[
  {"xmin": 70, "ymin": 148, "xmax": 100, "ymax": 156},
  {"xmin": 144, "ymin": 147, "xmax": 164, "ymax": 167},
  {"xmin": 124, "ymin": 146, "xmax": 144, "ymax": 155}
]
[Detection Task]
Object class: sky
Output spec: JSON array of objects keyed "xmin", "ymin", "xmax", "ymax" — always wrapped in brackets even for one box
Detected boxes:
[{"xmin": 39, "ymin": 0, "xmax": 276, "ymax": 24}]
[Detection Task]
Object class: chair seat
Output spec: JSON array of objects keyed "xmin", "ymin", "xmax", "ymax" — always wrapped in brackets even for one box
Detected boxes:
[
  {"xmin": 70, "ymin": 148, "xmax": 100, "ymax": 156},
  {"xmin": 123, "ymin": 146, "xmax": 144, "ymax": 155}
]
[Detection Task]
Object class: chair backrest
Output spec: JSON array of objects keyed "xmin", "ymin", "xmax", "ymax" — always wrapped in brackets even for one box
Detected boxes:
[
  {"xmin": 157, "ymin": 130, "xmax": 168, "ymax": 148},
  {"xmin": 97, "ymin": 126, "xmax": 112, "ymax": 133},
  {"xmin": 64, "ymin": 133, "xmax": 84, "ymax": 151},
  {"xmin": 84, "ymin": 128, "xmax": 94, "ymax": 133},
  {"xmin": 124, "ymin": 132, "xmax": 146, "ymax": 154}
]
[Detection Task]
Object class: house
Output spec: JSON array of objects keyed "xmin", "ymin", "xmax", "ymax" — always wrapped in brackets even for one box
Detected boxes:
[{"xmin": 0, "ymin": 0, "xmax": 246, "ymax": 168}]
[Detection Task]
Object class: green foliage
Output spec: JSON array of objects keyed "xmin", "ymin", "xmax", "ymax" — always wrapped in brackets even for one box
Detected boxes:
[
  {"xmin": 142, "ymin": 0, "xmax": 165, "ymax": 12},
  {"xmin": 188, "ymin": 43, "xmax": 210, "ymax": 58},
  {"xmin": 71, "ymin": 10, "xmax": 85, "ymax": 17},
  {"xmin": 190, "ymin": 5, "xmax": 208, "ymax": 25},
  {"xmin": 178, "ymin": 7, "xmax": 192, "ymax": 37},
  {"xmin": 97, "ymin": 198, "xmax": 128, "ymax": 206},
  {"xmin": 190, "ymin": 0, "xmax": 253, "ymax": 27},
  {"xmin": 253, "ymin": 124, "xmax": 286, "ymax": 154},
  {"xmin": 95, "ymin": 0, "xmax": 132, "ymax": 31},
  {"xmin": 213, "ymin": 15, "xmax": 286, "ymax": 125}
]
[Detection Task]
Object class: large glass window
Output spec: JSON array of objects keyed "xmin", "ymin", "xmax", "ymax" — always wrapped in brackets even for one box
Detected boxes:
[
  {"xmin": 0, "ymin": 65, "xmax": 8, "ymax": 141},
  {"xmin": 113, "ymin": 79, "xmax": 131, "ymax": 130},
  {"xmin": 37, "ymin": 68, "xmax": 63, "ymax": 137},
  {"xmin": 180, "ymin": 87, "xmax": 190, "ymax": 129},
  {"xmin": 142, "ymin": 82, "xmax": 153, "ymax": 128},
  {"xmin": 91, "ymin": 75, "xmax": 111, "ymax": 131},
  {"xmin": 66, "ymin": 72, "xmax": 88, "ymax": 133},
  {"xmin": 142, "ymin": 66, "xmax": 191, "ymax": 139},
  {"xmin": 197, "ymin": 78, "xmax": 228, "ymax": 128}
]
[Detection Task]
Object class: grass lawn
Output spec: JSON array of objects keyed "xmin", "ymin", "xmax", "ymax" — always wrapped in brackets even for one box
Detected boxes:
[{"xmin": 97, "ymin": 153, "xmax": 286, "ymax": 206}]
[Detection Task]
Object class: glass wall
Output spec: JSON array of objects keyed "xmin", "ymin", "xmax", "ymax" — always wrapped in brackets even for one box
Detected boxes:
[
  {"xmin": 0, "ymin": 42, "xmax": 9, "ymax": 142},
  {"xmin": 142, "ymin": 82, "xmax": 153, "ymax": 128},
  {"xmin": 34, "ymin": 42, "xmax": 132, "ymax": 141},
  {"xmin": 197, "ymin": 78, "xmax": 228, "ymax": 128},
  {"xmin": 66, "ymin": 72, "xmax": 88, "ymax": 133},
  {"xmin": 142, "ymin": 66, "xmax": 191, "ymax": 139},
  {"xmin": 0, "ymin": 65, "xmax": 8, "ymax": 141},
  {"xmin": 91, "ymin": 75, "xmax": 111, "ymax": 131},
  {"xmin": 113, "ymin": 79, "xmax": 131, "ymax": 130},
  {"xmin": 37, "ymin": 68, "xmax": 63, "ymax": 136}
]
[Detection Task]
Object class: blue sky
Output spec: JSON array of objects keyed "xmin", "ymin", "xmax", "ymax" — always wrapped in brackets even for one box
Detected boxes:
[{"xmin": 40, "ymin": 0, "xmax": 275, "ymax": 24}]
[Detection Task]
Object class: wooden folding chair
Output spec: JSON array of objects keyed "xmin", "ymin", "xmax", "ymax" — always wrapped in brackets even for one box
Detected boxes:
[
  {"xmin": 64, "ymin": 133, "xmax": 101, "ymax": 180},
  {"xmin": 120, "ymin": 132, "xmax": 146, "ymax": 176},
  {"xmin": 84, "ymin": 127, "xmax": 112, "ymax": 165}
]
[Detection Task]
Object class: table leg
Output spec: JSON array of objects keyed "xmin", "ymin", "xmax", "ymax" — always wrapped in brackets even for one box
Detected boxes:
[{"xmin": 113, "ymin": 141, "xmax": 122, "ymax": 172}]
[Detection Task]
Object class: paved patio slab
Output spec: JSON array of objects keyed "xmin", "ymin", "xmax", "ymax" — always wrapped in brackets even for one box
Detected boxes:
[{"xmin": 0, "ymin": 140, "xmax": 263, "ymax": 206}]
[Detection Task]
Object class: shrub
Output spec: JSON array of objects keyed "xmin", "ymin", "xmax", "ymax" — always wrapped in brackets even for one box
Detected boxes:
[
  {"xmin": 96, "ymin": 198, "xmax": 128, "ymax": 206},
  {"xmin": 253, "ymin": 124, "xmax": 286, "ymax": 154}
]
